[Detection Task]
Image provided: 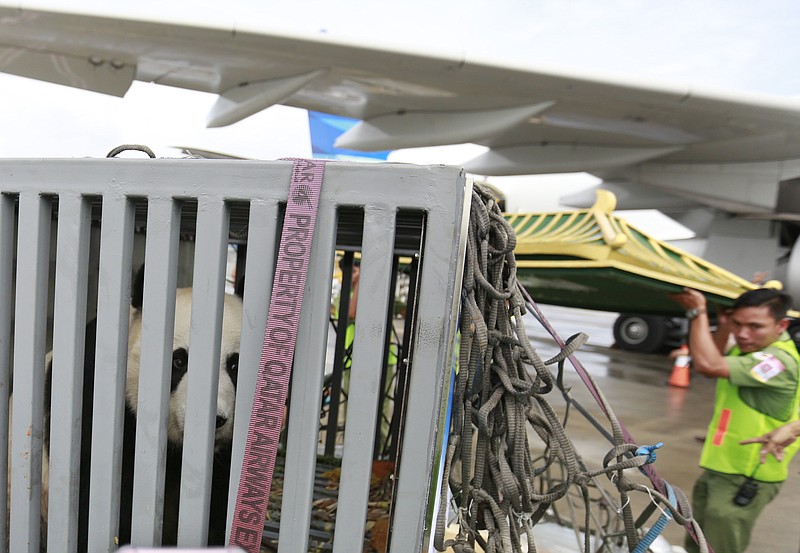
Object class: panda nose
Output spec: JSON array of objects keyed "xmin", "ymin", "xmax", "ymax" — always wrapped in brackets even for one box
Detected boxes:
[{"xmin": 216, "ymin": 415, "xmax": 228, "ymax": 429}]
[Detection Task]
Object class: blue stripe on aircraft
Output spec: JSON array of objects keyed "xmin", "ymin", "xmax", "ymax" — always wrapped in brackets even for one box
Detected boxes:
[{"xmin": 308, "ymin": 111, "xmax": 391, "ymax": 161}]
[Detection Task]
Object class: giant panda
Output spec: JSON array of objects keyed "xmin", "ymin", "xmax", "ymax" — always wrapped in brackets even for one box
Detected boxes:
[{"xmin": 39, "ymin": 268, "xmax": 243, "ymax": 551}]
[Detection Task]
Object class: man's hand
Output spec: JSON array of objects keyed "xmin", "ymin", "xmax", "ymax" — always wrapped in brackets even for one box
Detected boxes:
[
  {"xmin": 740, "ymin": 421, "xmax": 800, "ymax": 463},
  {"xmin": 670, "ymin": 287, "xmax": 707, "ymax": 310}
]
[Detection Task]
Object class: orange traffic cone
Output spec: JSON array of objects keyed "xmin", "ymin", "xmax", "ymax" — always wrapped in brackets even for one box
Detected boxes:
[{"xmin": 668, "ymin": 344, "xmax": 691, "ymax": 388}]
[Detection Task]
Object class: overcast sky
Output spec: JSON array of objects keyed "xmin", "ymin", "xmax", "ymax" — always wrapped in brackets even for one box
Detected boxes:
[{"xmin": 1, "ymin": 0, "xmax": 799, "ymax": 217}]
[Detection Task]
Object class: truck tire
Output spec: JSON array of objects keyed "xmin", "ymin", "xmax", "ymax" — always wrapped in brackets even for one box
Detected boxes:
[{"xmin": 613, "ymin": 314, "xmax": 668, "ymax": 353}]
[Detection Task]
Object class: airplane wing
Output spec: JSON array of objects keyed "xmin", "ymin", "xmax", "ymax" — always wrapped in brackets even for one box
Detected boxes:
[{"xmin": 2, "ymin": 3, "xmax": 800, "ymax": 214}]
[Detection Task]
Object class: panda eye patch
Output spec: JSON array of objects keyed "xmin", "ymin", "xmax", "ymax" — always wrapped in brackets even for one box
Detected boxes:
[
  {"xmin": 171, "ymin": 348, "xmax": 189, "ymax": 391},
  {"xmin": 226, "ymin": 353, "xmax": 239, "ymax": 387}
]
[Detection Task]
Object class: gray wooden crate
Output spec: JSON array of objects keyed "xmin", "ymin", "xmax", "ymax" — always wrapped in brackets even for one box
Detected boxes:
[{"xmin": 0, "ymin": 158, "xmax": 470, "ymax": 553}]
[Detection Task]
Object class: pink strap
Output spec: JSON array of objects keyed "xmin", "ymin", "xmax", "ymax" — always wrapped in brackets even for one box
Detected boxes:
[{"xmin": 229, "ymin": 159, "xmax": 326, "ymax": 552}]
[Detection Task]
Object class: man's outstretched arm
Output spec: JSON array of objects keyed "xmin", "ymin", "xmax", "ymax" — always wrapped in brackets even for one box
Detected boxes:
[{"xmin": 740, "ymin": 421, "xmax": 800, "ymax": 462}]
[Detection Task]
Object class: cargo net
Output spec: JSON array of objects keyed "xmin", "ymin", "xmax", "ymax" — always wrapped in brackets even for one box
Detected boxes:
[{"xmin": 433, "ymin": 183, "xmax": 710, "ymax": 553}]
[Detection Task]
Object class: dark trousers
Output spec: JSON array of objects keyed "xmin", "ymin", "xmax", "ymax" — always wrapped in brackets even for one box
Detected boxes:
[{"xmin": 685, "ymin": 470, "xmax": 782, "ymax": 553}]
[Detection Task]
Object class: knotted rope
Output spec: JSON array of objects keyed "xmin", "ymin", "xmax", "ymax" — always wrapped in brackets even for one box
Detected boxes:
[{"xmin": 433, "ymin": 183, "xmax": 709, "ymax": 553}]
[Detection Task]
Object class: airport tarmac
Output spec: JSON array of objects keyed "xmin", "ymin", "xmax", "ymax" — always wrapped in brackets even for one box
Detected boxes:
[{"xmin": 524, "ymin": 304, "xmax": 800, "ymax": 553}]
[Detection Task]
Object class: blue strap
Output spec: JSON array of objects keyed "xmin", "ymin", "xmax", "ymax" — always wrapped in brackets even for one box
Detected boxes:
[
  {"xmin": 632, "ymin": 481, "xmax": 677, "ymax": 553},
  {"xmin": 629, "ymin": 442, "xmax": 675, "ymax": 553}
]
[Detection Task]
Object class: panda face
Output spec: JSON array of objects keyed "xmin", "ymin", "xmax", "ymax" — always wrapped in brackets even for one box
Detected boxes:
[{"xmin": 126, "ymin": 288, "xmax": 243, "ymax": 450}]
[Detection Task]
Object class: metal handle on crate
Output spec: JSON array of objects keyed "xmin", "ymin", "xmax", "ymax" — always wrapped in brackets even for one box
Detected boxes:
[{"xmin": 106, "ymin": 144, "xmax": 156, "ymax": 158}]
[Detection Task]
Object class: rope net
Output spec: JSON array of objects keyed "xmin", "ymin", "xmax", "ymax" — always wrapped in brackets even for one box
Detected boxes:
[{"xmin": 433, "ymin": 183, "xmax": 710, "ymax": 553}]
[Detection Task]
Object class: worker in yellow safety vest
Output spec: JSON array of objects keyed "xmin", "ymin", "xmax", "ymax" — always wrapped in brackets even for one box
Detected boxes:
[{"xmin": 671, "ymin": 287, "xmax": 800, "ymax": 553}]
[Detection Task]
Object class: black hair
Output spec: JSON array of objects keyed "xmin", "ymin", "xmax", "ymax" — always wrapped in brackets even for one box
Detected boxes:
[{"xmin": 733, "ymin": 288, "xmax": 793, "ymax": 321}]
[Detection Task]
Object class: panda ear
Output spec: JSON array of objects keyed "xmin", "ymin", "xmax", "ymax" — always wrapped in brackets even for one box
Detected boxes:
[{"xmin": 131, "ymin": 265, "xmax": 145, "ymax": 310}]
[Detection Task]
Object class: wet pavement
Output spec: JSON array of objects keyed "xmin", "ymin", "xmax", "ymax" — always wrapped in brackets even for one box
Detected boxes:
[{"xmin": 524, "ymin": 304, "xmax": 800, "ymax": 553}]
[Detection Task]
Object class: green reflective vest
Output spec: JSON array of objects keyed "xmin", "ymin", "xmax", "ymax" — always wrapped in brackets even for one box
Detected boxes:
[{"xmin": 699, "ymin": 337, "xmax": 800, "ymax": 482}]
